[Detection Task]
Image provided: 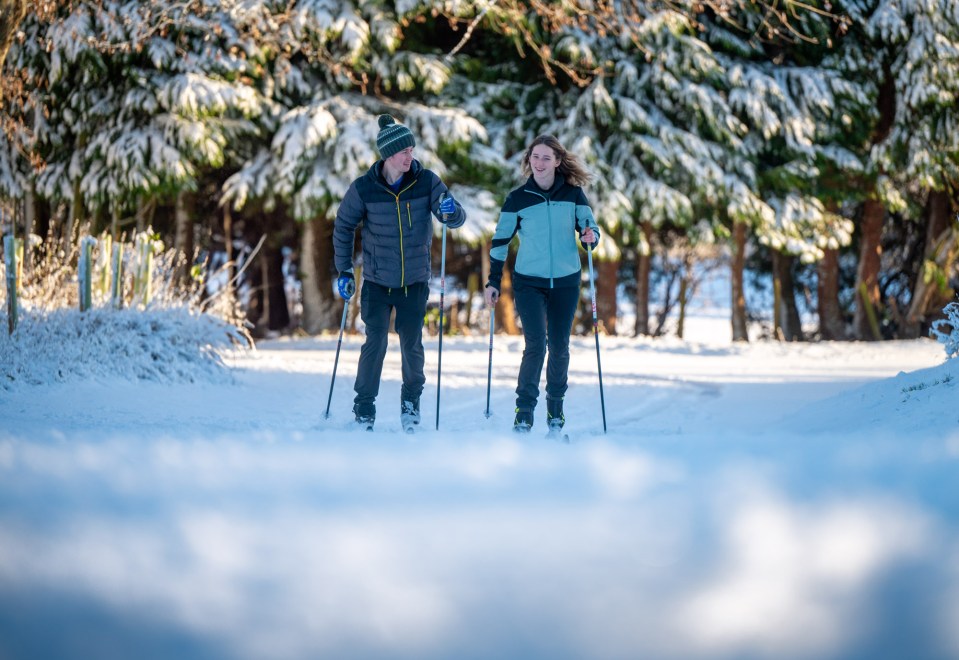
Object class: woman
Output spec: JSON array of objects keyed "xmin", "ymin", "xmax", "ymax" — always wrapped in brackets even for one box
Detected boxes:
[{"xmin": 484, "ymin": 134, "xmax": 600, "ymax": 433}]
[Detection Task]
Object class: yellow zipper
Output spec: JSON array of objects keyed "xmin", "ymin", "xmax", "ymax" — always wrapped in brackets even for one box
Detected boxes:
[
  {"xmin": 390, "ymin": 180, "xmax": 417, "ymax": 287},
  {"xmin": 395, "ymin": 199, "xmax": 405, "ymax": 287}
]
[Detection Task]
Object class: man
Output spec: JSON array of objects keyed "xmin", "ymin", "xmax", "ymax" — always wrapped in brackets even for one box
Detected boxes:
[{"xmin": 333, "ymin": 114, "xmax": 466, "ymax": 431}]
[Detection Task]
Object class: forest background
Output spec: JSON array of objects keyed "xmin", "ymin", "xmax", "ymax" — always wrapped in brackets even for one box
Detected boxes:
[{"xmin": 0, "ymin": 0, "xmax": 957, "ymax": 342}]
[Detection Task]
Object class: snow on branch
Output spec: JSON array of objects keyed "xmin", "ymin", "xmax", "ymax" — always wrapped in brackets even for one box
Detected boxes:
[{"xmin": 930, "ymin": 301, "xmax": 959, "ymax": 358}]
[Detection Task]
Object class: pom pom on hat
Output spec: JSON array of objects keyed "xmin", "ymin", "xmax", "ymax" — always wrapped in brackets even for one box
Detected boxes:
[{"xmin": 376, "ymin": 114, "xmax": 415, "ymax": 159}]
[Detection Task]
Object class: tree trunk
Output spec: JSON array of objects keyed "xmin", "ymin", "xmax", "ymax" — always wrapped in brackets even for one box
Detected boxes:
[
  {"xmin": 903, "ymin": 190, "xmax": 957, "ymax": 337},
  {"xmin": 247, "ymin": 215, "xmax": 291, "ymax": 338},
  {"xmin": 854, "ymin": 199, "xmax": 884, "ymax": 340},
  {"xmin": 254, "ymin": 238, "xmax": 291, "ymax": 336},
  {"xmin": 110, "ymin": 204, "xmax": 121, "ymax": 242},
  {"xmin": 27, "ymin": 186, "xmax": 50, "ymax": 241},
  {"xmin": 267, "ymin": 227, "xmax": 291, "ymax": 333},
  {"xmin": 481, "ymin": 240, "xmax": 493, "ymax": 334},
  {"xmin": 730, "ymin": 220, "xmax": 748, "ymax": 341},
  {"xmin": 248, "ymin": 246, "xmax": 267, "ymax": 332},
  {"xmin": 772, "ymin": 253, "xmax": 783, "ymax": 339},
  {"xmin": 465, "ymin": 270, "xmax": 480, "ymax": 329},
  {"xmin": 174, "ymin": 190, "xmax": 195, "ymax": 287},
  {"xmin": 65, "ymin": 179, "xmax": 83, "ymax": 250},
  {"xmin": 817, "ymin": 247, "xmax": 845, "ymax": 340},
  {"xmin": 597, "ymin": 257, "xmax": 618, "ymax": 335},
  {"xmin": 677, "ymin": 269, "xmax": 689, "ymax": 339},
  {"xmin": 136, "ymin": 196, "xmax": 155, "ymax": 234},
  {"xmin": 634, "ymin": 220, "xmax": 652, "ymax": 337},
  {"xmin": 91, "ymin": 203, "xmax": 108, "ymax": 237},
  {"xmin": 22, "ymin": 187, "xmax": 37, "ymax": 275},
  {"xmin": 300, "ymin": 216, "xmax": 338, "ymax": 334},
  {"xmin": 222, "ymin": 203, "xmax": 236, "ymax": 294},
  {"xmin": 497, "ymin": 264, "xmax": 520, "ymax": 335},
  {"xmin": 851, "ymin": 62, "xmax": 895, "ymax": 341},
  {"xmin": 772, "ymin": 249, "xmax": 804, "ymax": 341},
  {"xmin": 438, "ymin": 234, "xmax": 451, "ymax": 336},
  {"xmin": 23, "ymin": 187, "xmax": 34, "ymax": 237}
]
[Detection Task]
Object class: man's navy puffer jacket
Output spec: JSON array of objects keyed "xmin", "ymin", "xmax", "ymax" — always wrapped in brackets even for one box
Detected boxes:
[{"xmin": 333, "ymin": 159, "xmax": 466, "ymax": 289}]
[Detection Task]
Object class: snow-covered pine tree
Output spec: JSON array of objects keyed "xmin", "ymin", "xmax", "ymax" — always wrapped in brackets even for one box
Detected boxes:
[
  {"xmin": 595, "ymin": 9, "xmax": 749, "ymax": 337},
  {"xmin": 642, "ymin": 1, "xmax": 875, "ymax": 341},
  {"xmin": 443, "ymin": 1, "xmax": 848, "ymax": 339},
  {"xmin": 220, "ymin": 0, "xmax": 492, "ymax": 334},
  {"xmin": 442, "ymin": 2, "xmax": 745, "ymax": 336},
  {"xmin": 697, "ymin": 3, "xmax": 863, "ymax": 341},
  {"xmin": 7, "ymin": 0, "xmax": 951, "ymax": 341},
  {"xmin": 455, "ymin": 0, "xmax": 852, "ymax": 339},
  {"xmin": 834, "ymin": 0, "xmax": 959, "ymax": 339},
  {"xmin": 5, "ymin": 1, "xmax": 266, "ymax": 249},
  {"xmin": 420, "ymin": 1, "xmax": 618, "ymax": 332},
  {"xmin": 868, "ymin": 0, "xmax": 959, "ymax": 337}
]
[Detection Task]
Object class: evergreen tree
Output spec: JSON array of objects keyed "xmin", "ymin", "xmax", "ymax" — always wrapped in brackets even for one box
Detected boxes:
[
  {"xmin": 4, "ymin": 0, "xmax": 955, "ymax": 341},
  {"xmin": 5, "ymin": 1, "xmax": 266, "ymax": 231},
  {"xmin": 835, "ymin": 0, "xmax": 959, "ymax": 339},
  {"xmin": 696, "ymin": 2, "xmax": 864, "ymax": 340},
  {"xmin": 218, "ymin": 0, "xmax": 493, "ymax": 333}
]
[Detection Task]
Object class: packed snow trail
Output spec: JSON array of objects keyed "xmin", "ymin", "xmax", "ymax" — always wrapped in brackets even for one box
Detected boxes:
[{"xmin": 1, "ymin": 332, "xmax": 957, "ymax": 660}]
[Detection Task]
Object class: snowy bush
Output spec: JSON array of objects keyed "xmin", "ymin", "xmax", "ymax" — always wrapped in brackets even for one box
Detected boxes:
[
  {"xmin": 1, "ymin": 227, "xmax": 253, "ymax": 389},
  {"xmin": 930, "ymin": 302, "xmax": 959, "ymax": 358},
  {"xmin": 0, "ymin": 306, "xmax": 247, "ymax": 389}
]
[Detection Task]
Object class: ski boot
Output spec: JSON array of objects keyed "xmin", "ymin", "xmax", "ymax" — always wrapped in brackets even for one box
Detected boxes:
[
  {"xmin": 353, "ymin": 402, "xmax": 375, "ymax": 431},
  {"xmin": 513, "ymin": 407, "xmax": 533, "ymax": 434},
  {"xmin": 401, "ymin": 398, "xmax": 420, "ymax": 434},
  {"xmin": 546, "ymin": 396, "xmax": 569, "ymax": 442},
  {"xmin": 546, "ymin": 396, "xmax": 565, "ymax": 430}
]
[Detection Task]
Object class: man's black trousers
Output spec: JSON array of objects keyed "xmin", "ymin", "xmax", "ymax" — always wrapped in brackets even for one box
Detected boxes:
[{"xmin": 353, "ymin": 281, "xmax": 429, "ymax": 408}]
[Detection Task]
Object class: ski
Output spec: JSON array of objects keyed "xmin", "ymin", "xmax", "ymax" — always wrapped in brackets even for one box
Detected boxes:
[
  {"xmin": 546, "ymin": 425, "xmax": 570, "ymax": 443},
  {"xmin": 401, "ymin": 414, "xmax": 419, "ymax": 435}
]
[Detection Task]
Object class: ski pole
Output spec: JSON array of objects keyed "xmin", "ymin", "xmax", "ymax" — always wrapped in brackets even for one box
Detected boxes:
[
  {"xmin": 485, "ymin": 305, "xmax": 494, "ymax": 418},
  {"xmin": 586, "ymin": 245, "xmax": 607, "ymax": 433},
  {"xmin": 435, "ymin": 197, "xmax": 449, "ymax": 430},
  {"xmin": 324, "ymin": 297, "xmax": 350, "ymax": 419}
]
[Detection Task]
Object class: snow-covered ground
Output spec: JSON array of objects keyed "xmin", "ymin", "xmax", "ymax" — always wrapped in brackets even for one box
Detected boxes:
[{"xmin": 1, "ymin": 308, "xmax": 957, "ymax": 660}]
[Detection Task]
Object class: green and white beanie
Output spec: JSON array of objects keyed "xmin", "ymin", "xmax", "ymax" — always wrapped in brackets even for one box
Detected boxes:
[{"xmin": 376, "ymin": 114, "xmax": 415, "ymax": 159}]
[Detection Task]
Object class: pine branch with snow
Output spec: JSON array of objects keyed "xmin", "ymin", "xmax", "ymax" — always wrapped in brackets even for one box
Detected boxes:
[{"xmin": 930, "ymin": 301, "xmax": 959, "ymax": 358}]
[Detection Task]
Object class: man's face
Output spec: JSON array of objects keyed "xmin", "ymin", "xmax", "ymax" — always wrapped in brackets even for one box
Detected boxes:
[{"xmin": 386, "ymin": 147, "xmax": 414, "ymax": 173}]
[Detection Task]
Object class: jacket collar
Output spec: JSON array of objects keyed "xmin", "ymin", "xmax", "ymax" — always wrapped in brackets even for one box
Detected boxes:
[
  {"xmin": 369, "ymin": 159, "xmax": 422, "ymax": 187},
  {"xmin": 525, "ymin": 172, "xmax": 566, "ymax": 197}
]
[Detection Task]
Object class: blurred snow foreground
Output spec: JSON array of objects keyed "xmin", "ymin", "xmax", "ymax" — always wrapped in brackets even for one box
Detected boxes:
[{"xmin": 1, "ymin": 308, "xmax": 959, "ymax": 660}]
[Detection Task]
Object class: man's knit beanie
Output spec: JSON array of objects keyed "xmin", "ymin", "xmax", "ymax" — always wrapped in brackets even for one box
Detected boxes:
[{"xmin": 376, "ymin": 114, "xmax": 415, "ymax": 159}]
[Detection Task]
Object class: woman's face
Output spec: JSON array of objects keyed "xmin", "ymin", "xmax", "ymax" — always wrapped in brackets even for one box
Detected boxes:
[{"xmin": 529, "ymin": 144, "xmax": 560, "ymax": 183}]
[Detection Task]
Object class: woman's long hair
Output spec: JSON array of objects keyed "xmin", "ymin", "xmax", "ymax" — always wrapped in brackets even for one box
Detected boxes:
[{"xmin": 521, "ymin": 134, "xmax": 592, "ymax": 188}]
